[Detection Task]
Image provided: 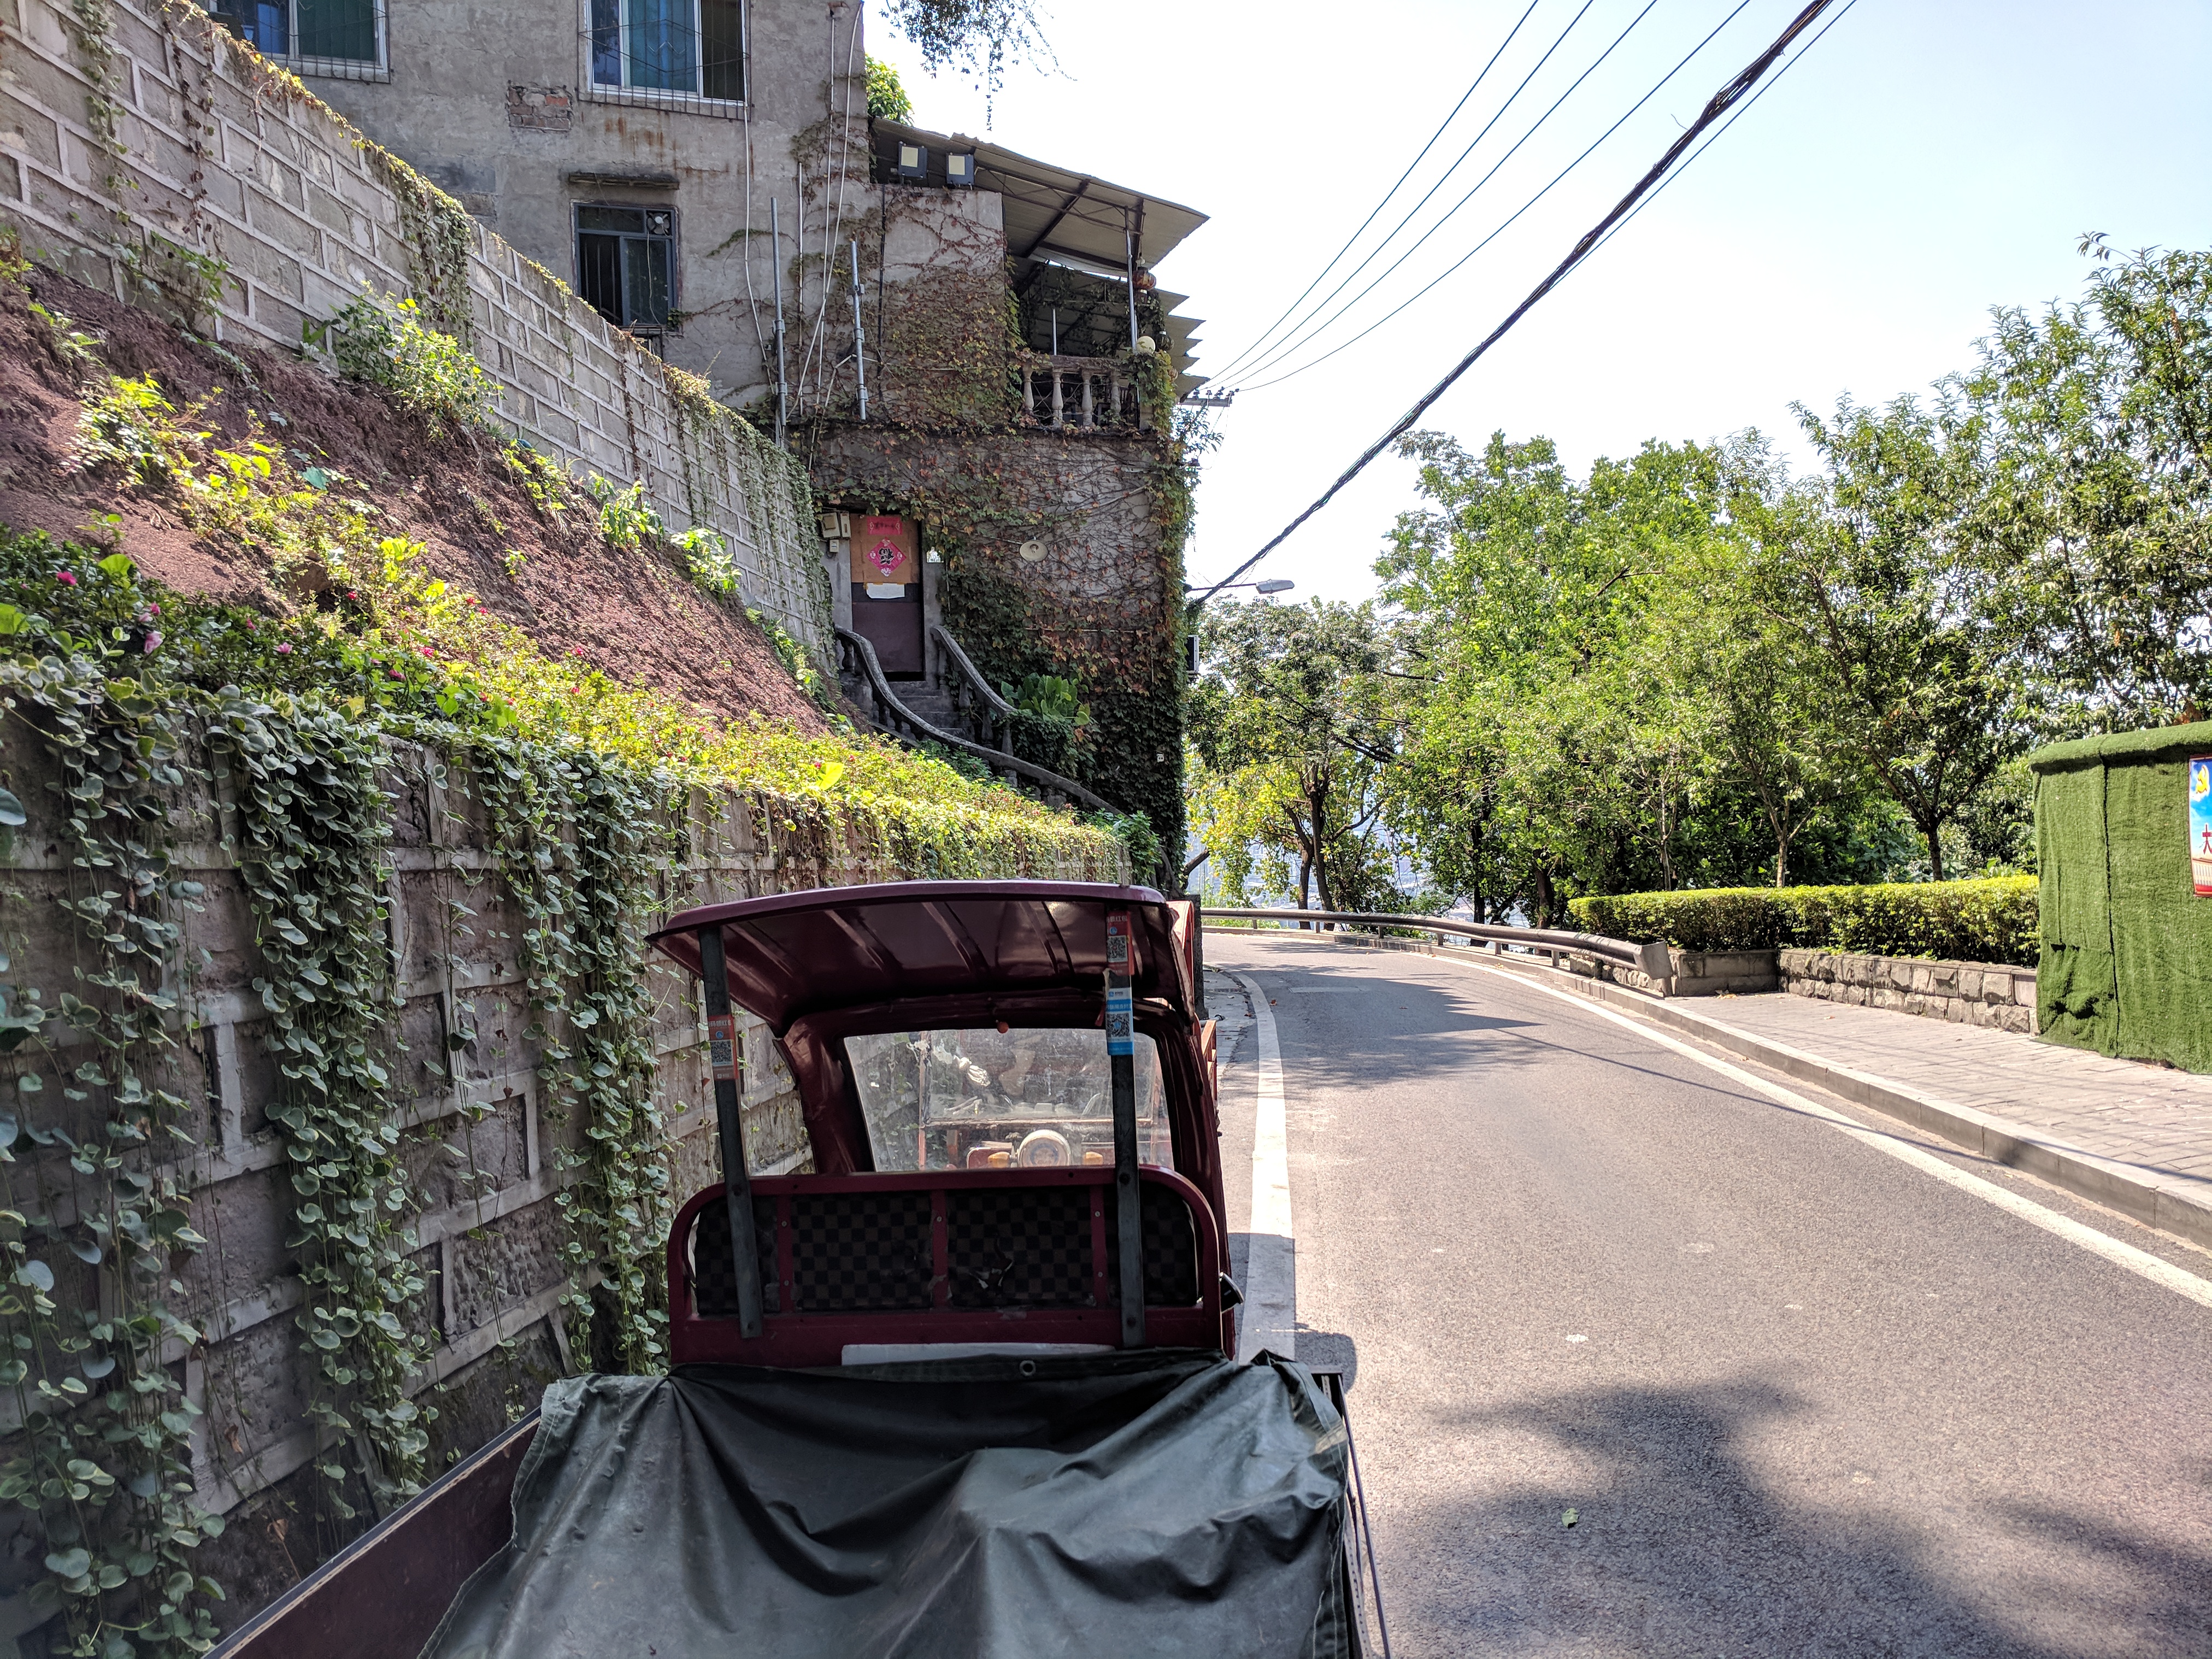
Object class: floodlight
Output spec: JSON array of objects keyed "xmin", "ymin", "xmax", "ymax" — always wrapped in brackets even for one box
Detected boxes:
[
  {"xmin": 945, "ymin": 152, "xmax": 976, "ymax": 187},
  {"xmin": 896, "ymin": 143, "xmax": 927, "ymax": 180}
]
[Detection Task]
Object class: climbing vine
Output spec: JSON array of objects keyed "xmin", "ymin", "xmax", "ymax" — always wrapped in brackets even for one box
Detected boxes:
[
  {"xmin": 361, "ymin": 149, "xmax": 476, "ymax": 347},
  {"xmin": 0, "ymin": 548, "xmax": 223, "ymax": 1656},
  {"xmin": 66, "ymin": 0, "xmax": 133, "ymax": 198},
  {"xmin": 213, "ymin": 690, "xmax": 433, "ymax": 1519}
]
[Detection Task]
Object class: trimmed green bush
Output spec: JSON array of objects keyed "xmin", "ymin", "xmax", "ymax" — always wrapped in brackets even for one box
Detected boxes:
[{"xmin": 1570, "ymin": 876, "xmax": 2039, "ymax": 967}]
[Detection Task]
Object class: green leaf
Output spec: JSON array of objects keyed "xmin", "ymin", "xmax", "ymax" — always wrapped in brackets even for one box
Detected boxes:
[
  {"xmin": 44, "ymin": 1548, "xmax": 89, "ymax": 1579},
  {"xmin": 0, "ymin": 604, "xmax": 26, "ymax": 637},
  {"xmin": 302, "ymin": 466, "xmax": 330, "ymax": 489},
  {"xmin": 0, "ymin": 787, "xmax": 23, "ymax": 828},
  {"xmin": 17, "ymin": 1260, "xmax": 53, "ymax": 1292},
  {"xmin": 97, "ymin": 552, "xmax": 136, "ymax": 583}
]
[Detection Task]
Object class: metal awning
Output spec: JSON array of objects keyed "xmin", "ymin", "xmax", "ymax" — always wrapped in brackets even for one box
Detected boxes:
[{"xmin": 874, "ymin": 119, "xmax": 1209, "ymax": 389}]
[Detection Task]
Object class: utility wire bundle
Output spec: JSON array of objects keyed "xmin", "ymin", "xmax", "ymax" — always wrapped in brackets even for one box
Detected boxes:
[{"xmin": 1192, "ymin": 0, "xmax": 1853, "ymax": 608}]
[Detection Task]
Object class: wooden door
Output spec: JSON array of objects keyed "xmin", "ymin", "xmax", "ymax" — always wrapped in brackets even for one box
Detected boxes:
[{"xmin": 850, "ymin": 515, "xmax": 923, "ymax": 678}]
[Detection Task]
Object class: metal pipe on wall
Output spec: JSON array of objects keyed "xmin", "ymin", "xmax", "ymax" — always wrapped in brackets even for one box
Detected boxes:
[
  {"xmin": 1125, "ymin": 230, "xmax": 1138, "ymax": 350},
  {"xmin": 850, "ymin": 236, "xmax": 868, "ymax": 420},
  {"xmin": 771, "ymin": 197, "xmax": 789, "ymax": 446}
]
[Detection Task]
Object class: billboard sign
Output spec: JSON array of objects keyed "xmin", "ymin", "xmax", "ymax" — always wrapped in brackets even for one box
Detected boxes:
[{"xmin": 2193, "ymin": 757, "xmax": 2212, "ymax": 896}]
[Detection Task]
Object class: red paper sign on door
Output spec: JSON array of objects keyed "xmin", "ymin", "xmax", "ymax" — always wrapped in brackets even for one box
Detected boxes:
[{"xmin": 850, "ymin": 515, "xmax": 917, "ymax": 585}]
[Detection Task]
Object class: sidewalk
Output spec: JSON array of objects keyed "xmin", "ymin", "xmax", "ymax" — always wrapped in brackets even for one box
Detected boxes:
[
  {"xmin": 1210, "ymin": 927, "xmax": 2212, "ymax": 1251},
  {"xmin": 1495, "ymin": 953, "xmax": 2212, "ymax": 1251}
]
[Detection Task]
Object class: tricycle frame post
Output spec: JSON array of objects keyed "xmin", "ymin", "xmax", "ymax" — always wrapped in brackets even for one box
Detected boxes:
[
  {"xmin": 696, "ymin": 925, "xmax": 764, "ymax": 1338},
  {"xmin": 1105, "ymin": 909, "xmax": 1145, "ymax": 1347}
]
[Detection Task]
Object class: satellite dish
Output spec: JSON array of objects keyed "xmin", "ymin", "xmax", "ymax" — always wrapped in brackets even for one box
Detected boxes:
[{"xmin": 1019, "ymin": 540, "xmax": 1048, "ymax": 563}]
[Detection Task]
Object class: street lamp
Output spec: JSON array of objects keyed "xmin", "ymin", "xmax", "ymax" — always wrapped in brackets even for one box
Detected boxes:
[{"xmin": 1181, "ymin": 579, "xmax": 1295, "ymax": 672}]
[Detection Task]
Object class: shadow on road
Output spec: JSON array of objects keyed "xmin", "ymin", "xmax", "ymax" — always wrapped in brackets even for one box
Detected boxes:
[{"xmin": 1389, "ymin": 1377, "xmax": 2210, "ymax": 1657}]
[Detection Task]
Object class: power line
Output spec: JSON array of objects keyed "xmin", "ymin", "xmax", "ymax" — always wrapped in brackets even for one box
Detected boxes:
[
  {"xmin": 1207, "ymin": 0, "xmax": 1548, "ymax": 386},
  {"xmin": 1240, "ymin": 0, "xmax": 1756, "ymax": 392},
  {"xmin": 1190, "ymin": 0, "xmax": 1846, "ymax": 610},
  {"xmin": 1231, "ymin": 0, "xmax": 1671, "ymax": 387},
  {"xmin": 1586, "ymin": 0, "xmax": 1859, "ymax": 261},
  {"xmin": 1211, "ymin": 0, "xmax": 1601, "ymax": 385}
]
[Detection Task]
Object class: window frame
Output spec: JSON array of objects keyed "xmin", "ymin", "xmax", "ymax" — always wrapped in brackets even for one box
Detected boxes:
[
  {"xmin": 202, "ymin": 0, "xmax": 390, "ymax": 81},
  {"xmin": 579, "ymin": 0, "xmax": 748, "ymax": 117},
  {"xmin": 572, "ymin": 202, "xmax": 682, "ymax": 343}
]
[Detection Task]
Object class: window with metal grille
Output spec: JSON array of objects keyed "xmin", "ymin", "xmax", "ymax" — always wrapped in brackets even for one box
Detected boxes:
[
  {"xmin": 589, "ymin": 0, "xmax": 744, "ymax": 100},
  {"xmin": 575, "ymin": 205, "xmax": 676, "ymax": 333},
  {"xmin": 202, "ymin": 0, "xmax": 382, "ymax": 70}
]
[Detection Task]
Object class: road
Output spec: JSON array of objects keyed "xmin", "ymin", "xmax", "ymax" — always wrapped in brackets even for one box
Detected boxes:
[{"xmin": 1204, "ymin": 932, "xmax": 2212, "ymax": 1659}]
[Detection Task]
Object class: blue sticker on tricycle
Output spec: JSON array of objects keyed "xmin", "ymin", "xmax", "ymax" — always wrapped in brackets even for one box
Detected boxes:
[{"xmin": 1105, "ymin": 985, "xmax": 1133, "ymax": 1055}]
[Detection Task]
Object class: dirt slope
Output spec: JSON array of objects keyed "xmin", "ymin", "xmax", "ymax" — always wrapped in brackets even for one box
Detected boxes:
[{"xmin": 0, "ymin": 267, "xmax": 829, "ymax": 732}]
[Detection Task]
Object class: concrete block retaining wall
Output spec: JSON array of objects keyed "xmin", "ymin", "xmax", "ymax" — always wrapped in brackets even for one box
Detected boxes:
[
  {"xmin": 0, "ymin": 0, "xmax": 828, "ymax": 649},
  {"xmin": 0, "ymin": 720, "xmax": 1119, "ymax": 1628}
]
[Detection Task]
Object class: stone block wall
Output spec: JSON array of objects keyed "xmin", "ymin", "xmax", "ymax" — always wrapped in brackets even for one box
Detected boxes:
[
  {"xmin": 1778, "ymin": 948, "xmax": 2038, "ymax": 1034},
  {"xmin": 807, "ymin": 422, "xmax": 1186, "ymax": 867},
  {"xmin": 0, "ymin": 0, "xmax": 829, "ymax": 650},
  {"xmin": 0, "ymin": 715, "xmax": 1121, "ymax": 1634}
]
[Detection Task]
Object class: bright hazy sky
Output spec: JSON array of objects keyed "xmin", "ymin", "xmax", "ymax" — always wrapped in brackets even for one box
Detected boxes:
[{"xmin": 869, "ymin": 1, "xmax": 2212, "ymax": 606}]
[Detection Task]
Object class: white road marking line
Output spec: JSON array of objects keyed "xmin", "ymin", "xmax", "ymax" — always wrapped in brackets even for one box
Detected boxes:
[
  {"xmin": 1232, "ymin": 970, "xmax": 1297, "ymax": 1362},
  {"xmin": 1433, "ymin": 958, "xmax": 2212, "ymax": 1313}
]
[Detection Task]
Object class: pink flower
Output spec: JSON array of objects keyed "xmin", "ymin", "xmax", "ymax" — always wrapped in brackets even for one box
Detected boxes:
[
  {"xmin": 346, "ymin": 590, "xmax": 358, "ymax": 600},
  {"xmin": 55, "ymin": 571, "xmax": 77, "ymax": 587},
  {"xmin": 142, "ymin": 631, "xmax": 163, "ymax": 654},
  {"xmin": 276, "ymin": 643, "xmax": 293, "ymax": 655},
  {"xmin": 243, "ymin": 619, "xmax": 256, "ymax": 631}
]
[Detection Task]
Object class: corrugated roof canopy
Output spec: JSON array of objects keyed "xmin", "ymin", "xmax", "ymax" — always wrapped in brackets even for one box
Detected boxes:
[{"xmin": 874, "ymin": 119, "xmax": 1208, "ymax": 389}]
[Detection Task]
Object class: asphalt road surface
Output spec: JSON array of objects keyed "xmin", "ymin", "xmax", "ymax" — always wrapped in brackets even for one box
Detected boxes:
[{"xmin": 1204, "ymin": 932, "xmax": 2212, "ymax": 1659}]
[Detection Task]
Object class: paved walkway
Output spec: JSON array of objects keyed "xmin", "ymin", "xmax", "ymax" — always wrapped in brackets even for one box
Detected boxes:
[
  {"xmin": 1526, "ymin": 968, "xmax": 2212, "ymax": 1251},
  {"xmin": 1685, "ymin": 992, "xmax": 2212, "ymax": 1181}
]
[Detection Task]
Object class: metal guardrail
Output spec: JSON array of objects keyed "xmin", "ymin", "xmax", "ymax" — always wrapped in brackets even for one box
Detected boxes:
[
  {"xmin": 1203, "ymin": 907, "xmax": 1674, "ymax": 983},
  {"xmin": 833, "ymin": 627, "xmax": 1115, "ymax": 814}
]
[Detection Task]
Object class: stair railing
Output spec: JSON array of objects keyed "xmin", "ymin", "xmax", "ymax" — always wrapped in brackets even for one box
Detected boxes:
[
  {"xmin": 833, "ymin": 628, "xmax": 1114, "ymax": 814},
  {"xmin": 928, "ymin": 625, "xmax": 1019, "ymax": 755}
]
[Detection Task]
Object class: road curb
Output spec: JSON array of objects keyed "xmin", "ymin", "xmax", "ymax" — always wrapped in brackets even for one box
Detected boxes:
[{"xmin": 1203, "ymin": 924, "xmax": 2212, "ymax": 1252}]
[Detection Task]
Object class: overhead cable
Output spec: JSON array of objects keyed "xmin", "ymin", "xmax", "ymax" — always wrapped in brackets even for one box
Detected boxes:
[
  {"xmin": 1586, "ymin": 0, "xmax": 1860, "ymax": 260},
  {"xmin": 1241, "ymin": 0, "xmax": 1756, "ymax": 392},
  {"xmin": 1189, "ymin": 0, "xmax": 1846, "ymax": 609},
  {"xmin": 1231, "ymin": 0, "xmax": 1671, "ymax": 386},
  {"xmin": 1207, "ymin": 0, "xmax": 1547, "ymax": 385},
  {"xmin": 1210, "ymin": 0, "xmax": 1601, "ymax": 384}
]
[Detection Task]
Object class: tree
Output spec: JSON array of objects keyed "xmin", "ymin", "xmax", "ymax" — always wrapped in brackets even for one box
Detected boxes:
[
  {"xmin": 1963, "ymin": 237, "xmax": 2212, "ymax": 726},
  {"xmin": 866, "ymin": 57, "xmax": 913, "ymax": 121},
  {"xmin": 1186, "ymin": 599, "xmax": 1392, "ymax": 915},
  {"xmin": 878, "ymin": 0, "xmax": 1052, "ymax": 107},
  {"xmin": 1755, "ymin": 396, "xmax": 2022, "ymax": 883}
]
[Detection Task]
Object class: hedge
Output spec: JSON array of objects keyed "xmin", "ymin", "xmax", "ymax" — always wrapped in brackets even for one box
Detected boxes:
[{"xmin": 1569, "ymin": 876, "xmax": 2039, "ymax": 967}]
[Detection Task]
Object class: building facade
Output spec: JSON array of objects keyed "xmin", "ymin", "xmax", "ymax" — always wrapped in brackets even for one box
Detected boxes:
[{"xmin": 242, "ymin": 0, "xmax": 1209, "ymax": 861}]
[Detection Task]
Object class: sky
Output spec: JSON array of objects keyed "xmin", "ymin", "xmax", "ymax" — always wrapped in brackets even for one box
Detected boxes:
[{"xmin": 868, "ymin": 1, "xmax": 2212, "ymax": 607}]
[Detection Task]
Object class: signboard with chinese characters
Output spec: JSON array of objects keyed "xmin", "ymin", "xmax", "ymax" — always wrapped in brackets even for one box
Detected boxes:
[
  {"xmin": 2192, "ymin": 757, "xmax": 2212, "ymax": 896},
  {"xmin": 849, "ymin": 515, "xmax": 917, "ymax": 586}
]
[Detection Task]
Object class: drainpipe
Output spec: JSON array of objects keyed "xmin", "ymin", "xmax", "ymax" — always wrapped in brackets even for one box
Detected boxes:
[
  {"xmin": 772, "ymin": 197, "xmax": 789, "ymax": 448},
  {"xmin": 1125, "ymin": 230, "xmax": 1137, "ymax": 351},
  {"xmin": 850, "ymin": 236, "xmax": 868, "ymax": 420}
]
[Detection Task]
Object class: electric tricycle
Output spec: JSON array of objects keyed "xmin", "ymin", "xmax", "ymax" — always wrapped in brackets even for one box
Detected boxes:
[{"xmin": 211, "ymin": 881, "xmax": 1387, "ymax": 1658}]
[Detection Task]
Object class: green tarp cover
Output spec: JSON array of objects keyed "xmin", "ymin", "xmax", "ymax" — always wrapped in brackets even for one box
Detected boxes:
[
  {"xmin": 422, "ymin": 1351, "xmax": 1359, "ymax": 1659},
  {"xmin": 2030, "ymin": 721, "xmax": 2212, "ymax": 1071}
]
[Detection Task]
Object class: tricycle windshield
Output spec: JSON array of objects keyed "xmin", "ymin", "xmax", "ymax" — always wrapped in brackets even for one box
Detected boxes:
[{"xmin": 846, "ymin": 1027, "xmax": 1172, "ymax": 1173}]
